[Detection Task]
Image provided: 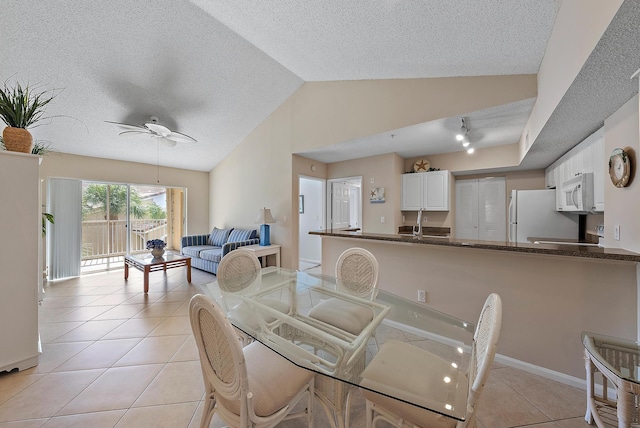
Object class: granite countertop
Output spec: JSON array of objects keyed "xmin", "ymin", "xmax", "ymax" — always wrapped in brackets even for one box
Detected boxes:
[{"xmin": 309, "ymin": 228, "xmax": 640, "ymax": 263}]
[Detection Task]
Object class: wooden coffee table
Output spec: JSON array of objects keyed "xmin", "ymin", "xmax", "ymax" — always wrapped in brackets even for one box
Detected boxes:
[{"xmin": 124, "ymin": 252, "xmax": 191, "ymax": 293}]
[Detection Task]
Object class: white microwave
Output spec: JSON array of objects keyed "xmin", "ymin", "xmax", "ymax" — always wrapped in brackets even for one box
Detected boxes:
[{"xmin": 559, "ymin": 173, "xmax": 595, "ymax": 213}]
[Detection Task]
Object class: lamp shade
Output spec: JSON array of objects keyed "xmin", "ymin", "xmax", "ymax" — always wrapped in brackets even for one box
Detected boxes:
[{"xmin": 255, "ymin": 207, "xmax": 275, "ymax": 224}]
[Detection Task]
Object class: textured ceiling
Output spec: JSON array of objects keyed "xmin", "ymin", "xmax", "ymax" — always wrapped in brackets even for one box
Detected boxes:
[{"xmin": 0, "ymin": 1, "xmax": 563, "ymax": 171}]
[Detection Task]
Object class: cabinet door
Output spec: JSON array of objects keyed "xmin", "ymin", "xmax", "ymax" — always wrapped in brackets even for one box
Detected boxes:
[
  {"xmin": 401, "ymin": 173, "xmax": 423, "ymax": 211},
  {"xmin": 592, "ymin": 132, "xmax": 605, "ymax": 212},
  {"xmin": 423, "ymin": 171, "xmax": 449, "ymax": 211},
  {"xmin": 545, "ymin": 162, "xmax": 557, "ymax": 189}
]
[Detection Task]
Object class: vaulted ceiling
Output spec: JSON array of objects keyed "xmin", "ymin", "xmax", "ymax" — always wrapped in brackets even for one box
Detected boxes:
[{"xmin": 1, "ymin": 1, "xmax": 566, "ymax": 171}]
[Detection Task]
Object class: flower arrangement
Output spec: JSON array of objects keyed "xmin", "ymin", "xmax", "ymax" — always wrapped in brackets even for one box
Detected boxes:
[{"xmin": 146, "ymin": 239, "xmax": 166, "ymax": 250}]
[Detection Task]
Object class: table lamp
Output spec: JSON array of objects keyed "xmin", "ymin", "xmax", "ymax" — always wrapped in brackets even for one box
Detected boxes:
[{"xmin": 255, "ymin": 207, "xmax": 276, "ymax": 246}]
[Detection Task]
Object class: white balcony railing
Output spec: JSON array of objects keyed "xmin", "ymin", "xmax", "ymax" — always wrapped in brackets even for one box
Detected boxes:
[{"xmin": 81, "ymin": 219, "xmax": 168, "ymax": 260}]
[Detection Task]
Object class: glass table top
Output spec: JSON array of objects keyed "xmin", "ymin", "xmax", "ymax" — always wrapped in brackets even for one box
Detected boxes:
[
  {"xmin": 582, "ymin": 331, "xmax": 640, "ymax": 384},
  {"xmin": 200, "ymin": 266, "xmax": 475, "ymax": 421},
  {"xmin": 125, "ymin": 251, "xmax": 189, "ymax": 265}
]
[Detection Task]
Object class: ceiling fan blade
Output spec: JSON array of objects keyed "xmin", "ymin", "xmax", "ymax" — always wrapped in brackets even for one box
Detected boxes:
[
  {"xmin": 105, "ymin": 120, "xmax": 148, "ymax": 131},
  {"xmin": 167, "ymin": 131, "xmax": 197, "ymax": 143},
  {"xmin": 119, "ymin": 130, "xmax": 151, "ymax": 137},
  {"xmin": 158, "ymin": 136, "xmax": 178, "ymax": 147}
]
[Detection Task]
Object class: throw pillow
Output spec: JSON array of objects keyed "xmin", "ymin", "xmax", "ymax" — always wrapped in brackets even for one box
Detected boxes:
[
  {"xmin": 209, "ymin": 228, "xmax": 232, "ymax": 247},
  {"xmin": 227, "ymin": 228, "xmax": 257, "ymax": 243}
]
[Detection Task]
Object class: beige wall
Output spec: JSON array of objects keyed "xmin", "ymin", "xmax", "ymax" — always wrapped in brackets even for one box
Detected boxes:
[
  {"xmin": 292, "ymin": 76, "xmax": 536, "ymax": 154},
  {"xmin": 211, "ymin": 76, "xmax": 536, "ymax": 268},
  {"xmin": 39, "ymin": 153, "xmax": 210, "ymax": 235},
  {"xmin": 520, "ymin": 0, "xmax": 623, "ymax": 158},
  {"xmin": 604, "ymin": 94, "xmax": 640, "ymax": 252},
  {"xmin": 320, "ymin": 236, "xmax": 637, "ymax": 380},
  {"xmin": 327, "ymin": 153, "xmax": 404, "ymax": 234}
]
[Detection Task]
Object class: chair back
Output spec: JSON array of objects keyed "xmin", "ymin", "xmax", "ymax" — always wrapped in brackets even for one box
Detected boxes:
[
  {"xmin": 335, "ymin": 247, "xmax": 379, "ymax": 301},
  {"xmin": 189, "ymin": 294, "xmax": 251, "ymax": 425},
  {"xmin": 217, "ymin": 249, "xmax": 261, "ymax": 294},
  {"xmin": 464, "ymin": 293, "xmax": 502, "ymax": 425}
]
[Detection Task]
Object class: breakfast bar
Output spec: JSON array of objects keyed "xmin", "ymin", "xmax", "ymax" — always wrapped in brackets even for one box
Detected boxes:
[{"xmin": 310, "ymin": 229, "xmax": 640, "ymax": 385}]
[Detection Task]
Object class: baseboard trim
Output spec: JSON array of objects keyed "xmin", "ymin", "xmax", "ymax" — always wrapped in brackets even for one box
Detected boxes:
[{"xmin": 382, "ymin": 318, "xmax": 616, "ymax": 395}]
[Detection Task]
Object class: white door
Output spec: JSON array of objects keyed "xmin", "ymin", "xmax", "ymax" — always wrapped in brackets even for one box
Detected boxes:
[
  {"xmin": 331, "ymin": 182, "xmax": 351, "ymax": 229},
  {"xmin": 455, "ymin": 179, "xmax": 478, "ymax": 240},
  {"xmin": 455, "ymin": 177, "xmax": 506, "ymax": 241},
  {"xmin": 478, "ymin": 178, "xmax": 506, "ymax": 241}
]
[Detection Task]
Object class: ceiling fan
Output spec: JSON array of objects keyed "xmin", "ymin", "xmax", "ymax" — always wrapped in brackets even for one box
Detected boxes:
[{"xmin": 106, "ymin": 116, "xmax": 197, "ymax": 147}]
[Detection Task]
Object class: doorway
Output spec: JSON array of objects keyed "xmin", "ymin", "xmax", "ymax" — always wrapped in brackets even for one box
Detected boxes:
[{"xmin": 299, "ymin": 176, "xmax": 325, "ymax": 271}]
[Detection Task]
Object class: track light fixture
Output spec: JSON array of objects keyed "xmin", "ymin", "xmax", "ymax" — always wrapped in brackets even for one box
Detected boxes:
[
  {"xmin": 456, "ymin": 118, "xmax": 474, "ymax": 154},
  {"xmin": 455, "ymin": 118, "xmax": 468, "ymax": 142}
]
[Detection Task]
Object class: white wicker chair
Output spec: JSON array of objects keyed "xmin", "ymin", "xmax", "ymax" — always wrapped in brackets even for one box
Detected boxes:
[
  {"xmin": 308, "ymin": 247, "xmax": 380, "ymax": 336},
  {"xmin": 307, "ymin": 247, "xmax": 380, "ymax": 427},
  {"xmin": 361, "ymin": 293, "xmax": 502, "ymax": 428},
  {"xmin": 217, "ymin": 249, "xmax": 288, "ymax": 346},
  {"xmin": 189, "ymin": 294, "xmax": 314, "ymax": 428}
]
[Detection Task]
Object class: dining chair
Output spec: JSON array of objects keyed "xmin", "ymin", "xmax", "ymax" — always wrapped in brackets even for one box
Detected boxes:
[
  {"xmin": 360, "ymin": 293, "xmax": 503, "ymax": 428},
  {"xmin": 189, "ymin": 294, "xmax": 315, "ymax": 428},
  {"xmin": 307, "ymin": 247, "xmax": 380, "ymax": 427},
  {"xmin": 308, "ymin": 247, "xmax": 380, "ymax": 336},
  {"xmin": 217, "ymin": 249, "xmax": 289, "ymax": 346}
]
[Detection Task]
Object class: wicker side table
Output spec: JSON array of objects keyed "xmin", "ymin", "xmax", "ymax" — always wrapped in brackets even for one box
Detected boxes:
[{"xmin": 583, "ymin": 332, "xmax": 640, "ymax": 428}]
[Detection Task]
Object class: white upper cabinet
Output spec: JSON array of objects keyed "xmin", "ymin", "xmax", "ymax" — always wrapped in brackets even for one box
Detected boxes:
[
  {"xmin": 545, "ymin": 127, "xmax": 605, "ymax": 212},
  {"xmin": 591, "ymin": 129, "xmax": 605, "ymax": 212},
  {"xmin": 401, "ymin": 170, "xmax": 450, "ymax": 211}
]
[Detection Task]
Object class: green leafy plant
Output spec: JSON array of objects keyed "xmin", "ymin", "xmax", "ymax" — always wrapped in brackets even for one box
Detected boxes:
[
  {"xmin": 0, "ymin": 80, "xmax": 56, "ymax": 129},
  {"xmin": 31, "ymin": 140, "xmax": 57, "ymax": 155},
  {"xmin": 42, "ymin": 212, "xmax": 54, "ymax": 236}
]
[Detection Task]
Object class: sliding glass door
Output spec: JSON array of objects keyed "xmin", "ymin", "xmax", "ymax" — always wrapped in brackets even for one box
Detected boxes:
[{"xmin": 80, "ymin": 182, "xmax": 185, "ymax": 274}]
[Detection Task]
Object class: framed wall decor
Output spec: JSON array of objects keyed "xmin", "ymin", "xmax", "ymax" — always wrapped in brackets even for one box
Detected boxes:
[
  {"xmin": 609, "ymin": 148, "xmax": 631, "ymax": 188},
  {"xmin": 370, "ymin": 187, "xmax": 385, "ymax": 203}
]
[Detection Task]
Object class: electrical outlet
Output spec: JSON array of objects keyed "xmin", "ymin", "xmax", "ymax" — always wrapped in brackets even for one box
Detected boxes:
[
  {"xmin": 417, "ymin": 290, "xmax": 427, "ymax": 303},
  {"xmin": 370, "ymin": 177, "xmax": 375, "ymax": 184},
  {"xmin": 422, "ymin": 215, "xmax": 428, "ymax": 224},
  {"xmin": 615, "ymin": 225, "xmax": 620, "ymax": 241}
]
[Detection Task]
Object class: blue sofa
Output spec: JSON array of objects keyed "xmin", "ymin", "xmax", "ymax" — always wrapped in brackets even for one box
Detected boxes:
[{"xmin": 181, "ymin": 227, "xmax": 258, "ymax": 274}]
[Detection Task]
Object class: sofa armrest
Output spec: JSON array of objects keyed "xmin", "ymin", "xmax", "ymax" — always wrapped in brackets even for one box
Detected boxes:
[
  {"xmin": 181, "ymin": 234, "xmax": 209, "ymax": 251},
  {"xmin": 222, "ymin": 238, "xmax": 260, "ymax": 256}
]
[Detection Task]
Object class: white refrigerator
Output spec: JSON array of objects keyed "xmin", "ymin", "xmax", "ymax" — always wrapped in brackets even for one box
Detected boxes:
[{"xmin": 508, "ymin": 189, "xmax": 579, "ymax": 243}]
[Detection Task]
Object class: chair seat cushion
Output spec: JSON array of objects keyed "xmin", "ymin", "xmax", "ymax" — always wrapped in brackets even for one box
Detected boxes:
[
  {"xmin": 307, "ymin": 297, "xmax": 373, "ymax": 335},
  {"xmin": 360, "ymin": 340, "xmax": 468, "ymax": 427},
  {"xmin": 228, "ymin": 299, "xmax": 290, "ymax": 331},
  {"xmin": 182, "ymin": 245, "xmax": 216, "ymax": 258},
  {"xmin": 219, "ymin": 341, "xmax": 313, "ymax": 417},
  {"xmin": 199, "ymin": 248, "xmax": 223, "ymax": 262}
]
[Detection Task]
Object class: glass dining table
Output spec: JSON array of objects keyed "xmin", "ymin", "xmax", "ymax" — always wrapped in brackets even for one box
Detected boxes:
[{"xmin": 200, "ymin": 266, "xmax": 475, "ymax": 428}]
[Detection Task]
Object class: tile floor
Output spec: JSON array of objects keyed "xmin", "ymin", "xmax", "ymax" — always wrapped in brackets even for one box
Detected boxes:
[{"xmin": 0, "ymin": 266, "xmax": 604, "ymax": 427}]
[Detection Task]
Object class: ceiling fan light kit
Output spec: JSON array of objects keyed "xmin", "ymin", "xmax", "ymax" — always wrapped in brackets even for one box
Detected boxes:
[{"xmin": 106, "ymin": 116, "xmax": 197, "ymax": 147}]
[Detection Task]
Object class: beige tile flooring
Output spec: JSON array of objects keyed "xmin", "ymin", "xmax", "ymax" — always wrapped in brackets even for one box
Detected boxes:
[{"xmin": 0, "ymin": 267, "xmax": 603, "ymax": 427}]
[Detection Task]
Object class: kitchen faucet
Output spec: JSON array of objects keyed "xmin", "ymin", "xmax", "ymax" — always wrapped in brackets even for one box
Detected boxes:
[{"xmin": 413, "ymin": 210, "xmax": 423, "ymax": 237}]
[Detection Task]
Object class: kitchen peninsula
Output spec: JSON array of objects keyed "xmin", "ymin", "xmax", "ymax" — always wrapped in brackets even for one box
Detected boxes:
[{"xmin": 311, "ymin": 229, "xmax": 640, "ymax": 386}]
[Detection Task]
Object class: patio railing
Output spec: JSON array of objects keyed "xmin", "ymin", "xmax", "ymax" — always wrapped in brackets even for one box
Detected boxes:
[{"xmin": 82, "ymin": 219, "xmax": 167, "ymax": 260}]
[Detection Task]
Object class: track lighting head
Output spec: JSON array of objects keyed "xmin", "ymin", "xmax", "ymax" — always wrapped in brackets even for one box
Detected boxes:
[{"xmin": 455, "ymin": 118, "xmax": 468, "ymax": 141}]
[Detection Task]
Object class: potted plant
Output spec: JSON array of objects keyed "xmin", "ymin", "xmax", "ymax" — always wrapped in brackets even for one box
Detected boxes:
[{"xmin": 0, "ymin": 80, "xmax": 56, "ymax": 153}]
